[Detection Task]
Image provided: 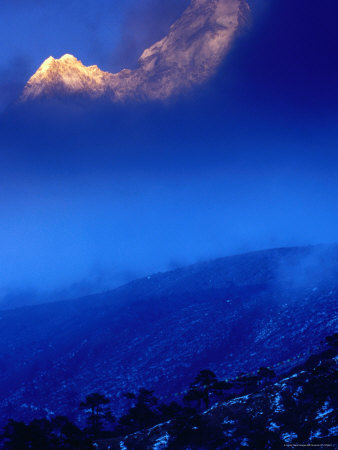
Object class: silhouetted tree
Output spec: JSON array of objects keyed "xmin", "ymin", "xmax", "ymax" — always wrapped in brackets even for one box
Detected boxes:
[
  {"xmin": 1, "ymin": 417, "xmax": 89, "ymax": 449},
  {"xmin": 117, "ymin": 388, "xmax": 160, "ymax": 434},
  {"xmin": 158, "ymin": 401, "xmax": 183, "ymax": 421},
  {"xmin": 257, "ymin": 367, "xmax": 276, "ymax": 385},
  {"xmin": 183, "ymin": 387, "xmax": 204, "ymax": 410},
  {"xmin": 184, "ymin": 369, "xmax": 218, "ymax": 409},
  {"xmin": 2, "ymin": 420, "xmax": 36, "ymax": 449},
  {"xmin": 326, "ymin": 332, "xmax": 338, "ymax": 348},
  {"xmin": 50, "ymin": 415, "xmax": 88, "ymax": 448},
  {"xmin": 1, "ymin": 418, "xmax": 57, "ymax": 449},
  {"xmin": 212, "ymin": 380, "xmax": 235, "ymax": 401},
  {"xmin": 80, "ymin": 392, "xmax": 112, "ymax": 438}
]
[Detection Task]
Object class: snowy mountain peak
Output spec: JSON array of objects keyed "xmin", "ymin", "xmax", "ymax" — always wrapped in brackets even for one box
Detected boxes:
[
  {"xmin": 59, "ymin": 53, "xmax": 77, "ymax": 61},
  {"xmin": 39, "ymin": 56, "xmax": 55, "ymax": 68},
  {"xmin": 20, "ymin": 54, "xmax": 111, "ymax": 101},
  {"xmin": 20, "ymin": 0, "xmax": 250, "ymax": 103}
]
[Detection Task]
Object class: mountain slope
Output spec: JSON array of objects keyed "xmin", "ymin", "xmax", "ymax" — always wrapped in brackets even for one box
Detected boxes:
[
  {"xmin": 20, "ymin": 0, "xmax": 250, "ymax": 103},
  {"xmin": 111, "ymin": 341, "xmax": 338, "ymax": 449},
  {"xmin": 0, "ymin": 245, "xmax": 337, "ymax": 426}
]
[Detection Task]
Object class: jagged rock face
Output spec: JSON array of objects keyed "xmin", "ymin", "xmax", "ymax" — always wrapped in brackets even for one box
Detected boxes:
[{"xmin": 21, "ymin": 0, "xmax": 250, "ymax": 103}]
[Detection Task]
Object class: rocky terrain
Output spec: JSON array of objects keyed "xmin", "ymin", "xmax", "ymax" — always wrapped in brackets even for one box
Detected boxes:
[
  {"xmin": 20, "ymin": 0, "xmax": 250, "ymax": 102},
  {"xmin": 0, "ymin": 245, "xmax": 337, "ymax": 428}
]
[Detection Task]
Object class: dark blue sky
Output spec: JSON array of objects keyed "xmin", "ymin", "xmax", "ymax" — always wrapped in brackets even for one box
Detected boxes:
[
  {"xmin": 0, "ymin": 0, "xmax": 337, "ymax": 305},
  {"xmin": 0, "ymin": 0, "xmax": 188, "ymax": 68}
]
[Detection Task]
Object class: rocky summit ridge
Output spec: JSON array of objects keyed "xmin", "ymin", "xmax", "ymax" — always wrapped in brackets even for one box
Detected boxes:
[{"xmin": 20, "ymin": 0, "xmax": 250, "ymax": 103}]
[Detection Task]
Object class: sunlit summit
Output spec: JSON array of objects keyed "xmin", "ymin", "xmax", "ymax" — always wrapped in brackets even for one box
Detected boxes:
[{"xmin": 21, "ymin": 0, "xmax": 250, "ymax": 103}]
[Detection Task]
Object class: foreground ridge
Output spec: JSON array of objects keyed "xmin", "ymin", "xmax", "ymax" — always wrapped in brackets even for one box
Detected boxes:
[
  {"xmin": 1, "ymin": 335, "xmax": 337, "ymax": 449},
  {"xmin": 103, "ymin": 337, "xmax": 338, "ymax": 449}
]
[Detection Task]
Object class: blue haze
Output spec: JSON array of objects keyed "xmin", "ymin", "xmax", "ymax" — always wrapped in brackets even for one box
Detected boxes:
[{"xmin": 0, "ymin": 0, "xmax": 337, "ymax": 305}]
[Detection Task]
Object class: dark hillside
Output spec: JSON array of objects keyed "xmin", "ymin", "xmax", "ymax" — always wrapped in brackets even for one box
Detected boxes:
[
  {"xmin": 0, "ymin": 245, "xmax": 337, "ymax": 425},
  {"xmin": 105, "ymin": 338, "xmax": 338, "ymax": 449}
]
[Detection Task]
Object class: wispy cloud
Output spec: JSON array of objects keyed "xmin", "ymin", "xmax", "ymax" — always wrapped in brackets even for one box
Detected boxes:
[{"xmin": 0, "ymin": 57, "xmax": 32, "ymax": 111}]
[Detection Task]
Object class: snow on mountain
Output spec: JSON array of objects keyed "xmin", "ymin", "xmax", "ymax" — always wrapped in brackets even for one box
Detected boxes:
[
  {"xmin": 20, "ymin": 0, "xmax": 250, "ymax": 103},
  {"xmin": 21, "ymin": 54, "xmax": 111, "ymax": 101}
]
